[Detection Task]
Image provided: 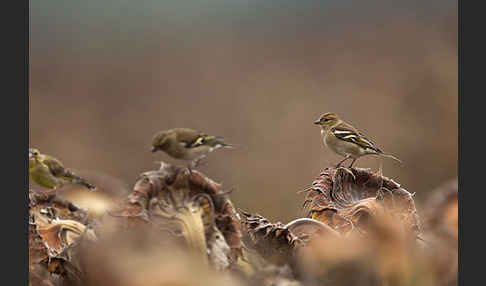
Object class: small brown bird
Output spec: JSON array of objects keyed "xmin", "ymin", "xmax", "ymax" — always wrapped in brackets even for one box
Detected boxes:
[
  {"xmin": 29, "ymin": 148, "xmax": 96, "ymax": 190},
  {"xmin": 151, "ymin": 128, "xmax": 234, "ymax": 164},
  {"xmin": 314, "ymin": 113, "xmax": 401, "ymax": 168}
]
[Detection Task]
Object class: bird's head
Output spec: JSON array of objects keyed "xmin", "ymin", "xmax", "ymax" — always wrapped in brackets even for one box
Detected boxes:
[
  {"xmin": 29, "ymin": 148, "xmax": 41, "ymax": 166},
  {"xmin": 151, "ymin": 131, "xmax": 169, "ymax": 153},
  {"xmin": 29, "ymin": 148, "xmax": 40, "ymax": 159},
  {"xmin": 314, "ymin": 113, "xmax": 341, "ymax": 130}
]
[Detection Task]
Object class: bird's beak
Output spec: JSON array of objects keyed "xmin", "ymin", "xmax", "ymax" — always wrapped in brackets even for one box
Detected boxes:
[
  {"xmin": 29, "ymin": 151, "xmax": 33, "ymax": 160},
  {"xmin": 151, "ymin": 146, "xmax": 158, "ymax": 153},
  {"xmin": 314, "ymin": 119, "xmax": 321, "ymax": 125}
]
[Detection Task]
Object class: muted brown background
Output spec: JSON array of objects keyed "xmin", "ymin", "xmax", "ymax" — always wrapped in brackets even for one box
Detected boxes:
[{"xmin": 30, "ymin": 0, "xmax": 457, "ymax": 222}]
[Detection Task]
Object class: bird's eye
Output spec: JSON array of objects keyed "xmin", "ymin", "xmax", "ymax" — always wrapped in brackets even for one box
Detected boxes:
[{"xmin": 323, "ymin": 119, "xmax": 329, "ymax": 122}]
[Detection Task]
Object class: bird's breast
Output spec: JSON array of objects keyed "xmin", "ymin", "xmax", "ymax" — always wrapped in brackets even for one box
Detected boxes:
[{"xmin": 320, "ymin": 129, "xmax": 329, "ymax": 147}]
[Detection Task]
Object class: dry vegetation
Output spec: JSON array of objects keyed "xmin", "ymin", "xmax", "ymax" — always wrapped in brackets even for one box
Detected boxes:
[
  {"xmin": 29, "ymin": 163, "xmax": 457, "ymax": 286},
  {"xmin": 29, "ymin": 4, "xmax": 457, "ymax": 285}
]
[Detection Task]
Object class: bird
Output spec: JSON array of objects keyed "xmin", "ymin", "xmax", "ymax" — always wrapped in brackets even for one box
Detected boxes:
[
  {"xmin": 313, "ymin": 113, "xmax": 401, "ymax": 168},
  {"xmin": 151, "ymin": 128, "xmax": 234, "ymax": 166},
  {"xmin": 29, "ymin": 148, "xmax": 96, "ymax": 190}
]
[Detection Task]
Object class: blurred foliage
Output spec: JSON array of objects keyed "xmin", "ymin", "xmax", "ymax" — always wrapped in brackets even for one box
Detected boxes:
[{"xmin": 29, "ymin": 162, "xmax": 457, "ymax": 286}]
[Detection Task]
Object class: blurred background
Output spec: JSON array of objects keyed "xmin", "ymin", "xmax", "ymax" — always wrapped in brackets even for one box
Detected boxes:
[{"xmin": 30, "ymin": 0, "xmax": 457, "ymax": 222}]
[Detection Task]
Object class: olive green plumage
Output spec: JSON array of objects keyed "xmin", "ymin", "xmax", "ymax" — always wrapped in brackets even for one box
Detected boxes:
[
  {"xmin": 29, "ymin": 148, "xmax": 96, "ymax": 190},
  {"xmin": 314, "ymin": 113, "xmax": 401, "ymax": 168},
  {"xmin": 151, "ymin": 128, "xmax": 234, "ymax": 161}
]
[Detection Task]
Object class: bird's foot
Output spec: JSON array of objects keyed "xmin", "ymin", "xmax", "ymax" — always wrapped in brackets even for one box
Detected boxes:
[
  {"xmin": 186, "ymin": 155, "xmax": 208, "ymax": 174},
  {"xmin": 335, "ymin": 156, "xmax": 352, "ymax": 169},
  {"xmin": 191, "ymin": 155, "xmax": 208, "ymax": 169},
  {"xmin": 336, "ymin": 166, "xmax": 356, "ymax": 181}
]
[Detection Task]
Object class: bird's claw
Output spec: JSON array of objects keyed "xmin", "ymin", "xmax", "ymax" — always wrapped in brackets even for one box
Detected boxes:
[
  {"xmin": 190, "ymin": 155, "xmax": 208, "ymax": 169},
  {"xmin": 336, "ymin": 166, "xmax": 356, "ymax": 181},
  {"xmin": 186, "ymin": 156, "xmax": 208, "ymax": 175}
]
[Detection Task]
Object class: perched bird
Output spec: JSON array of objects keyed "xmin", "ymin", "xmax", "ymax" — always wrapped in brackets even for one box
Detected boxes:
[
  {"xmin": 151, "ymin": 128, "xmax": 234, "ymax": 164},
  {"xmin": 314, "ymin": 113, "xmax": 401, "ymax": 168},
  {"xmin": 29, "ymin": 148, "xmax": 96, "ymax": 190}
]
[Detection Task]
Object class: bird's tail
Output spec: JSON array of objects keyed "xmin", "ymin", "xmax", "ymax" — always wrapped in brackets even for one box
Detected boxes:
[
  {"xmin": 378, "ymin": 152, "xmax": 402, "ymax": 164},
  {"xmin": 73, "ymin": 177, "xmax": 97, "ymax": 190},
  {"xmin": 221, "ymin": 142, "xmax": 236, "ymax": 149},
  {"xmin": 64, "ymin": 170, "xmax": 97, "ymax": 190},
  {"xmin": 210, "ymin": 136, "xmax": 237, "ymax": 149}
]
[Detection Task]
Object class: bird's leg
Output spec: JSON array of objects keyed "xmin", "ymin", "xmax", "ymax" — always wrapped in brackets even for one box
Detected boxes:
[
  {"xmin": 348, "ymin": 158, "xmax": 357, "ymax": 168},
  {"xmin": 336, "ymin": 155, "xmax": 351, "ymax": 168},
  {"xmin": 193, "ymin": 154, "xmax": 208, "ymax": 168},
  {"xmin": 189, "ymin": 155, "xmax": 208, "ymax": 170}
]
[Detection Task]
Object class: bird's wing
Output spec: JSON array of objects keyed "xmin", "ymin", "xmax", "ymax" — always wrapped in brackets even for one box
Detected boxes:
[
  {"xmin": 41, "ymin": 155, "xmax": 67, "ymax": 176},
  {"xmin": 171, "ymin": 128, "xmax": 204, "ymax": 146},
  {"xmin": 31, "ymin": 162, "xmax": 63, "ymax": 188},
  {"xmin": 331, "ymin": 126, "xmax": 381, "ymax": 152},
  {"xmin": 188, "ymin": 135, "xmax": 224, "ymax": 148},
  {"xmin": 171, "ymin": 128, "xmax": 221, "ymax": 148},
  {"xmin": 37, "ymin": 156, "xmax": 94, "ymax": 189}
]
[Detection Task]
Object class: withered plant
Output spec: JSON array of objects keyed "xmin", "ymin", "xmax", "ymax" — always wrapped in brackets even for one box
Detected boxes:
[{"xmin": 107, "ymin": 161, "xmax": 243, "ymax": 268}]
